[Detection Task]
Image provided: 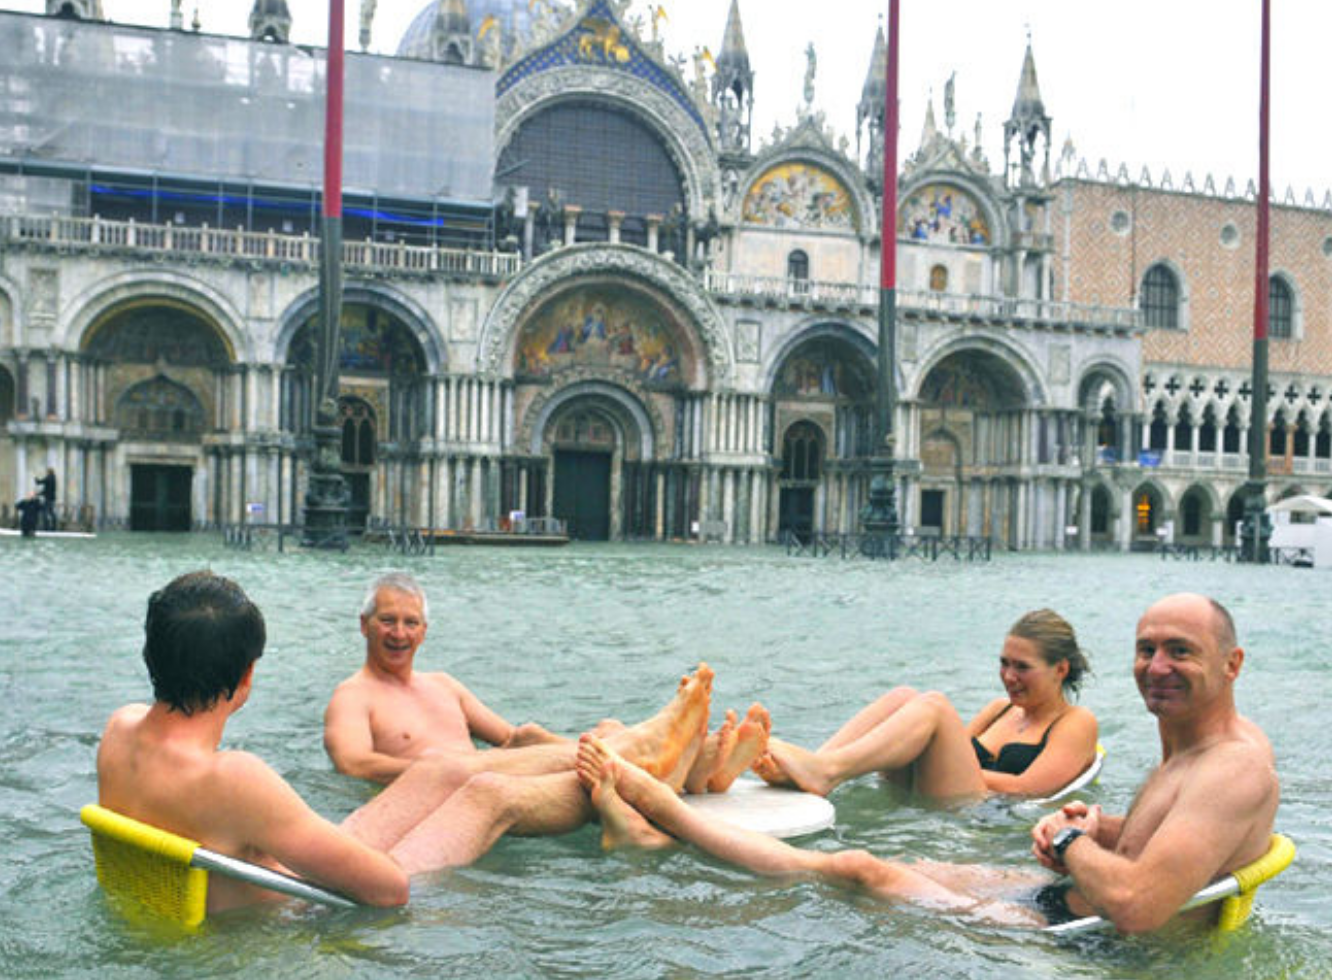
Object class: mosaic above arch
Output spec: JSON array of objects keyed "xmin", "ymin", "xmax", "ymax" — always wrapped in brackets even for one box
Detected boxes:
[
  {"xmin": 85, "ymin": 305, "xmax": 231, "ymax": 368},
  {"xmin": 516, "ymin": 286, "xmax": 691, "ymax": 387},
  {"xmin": 743, "ymin": 162, "xmax": 857, "ymax": 231},
  {"xmin": 900, "ymin": 183, "xmax": 990, "ymax": 245},
  {"xmin": 773, "ymin": 338, "xmax": 873, "ymax": 400},
  {"xmin": 289, "ymin": 304, "xmax": 425, "ymax": 377}
]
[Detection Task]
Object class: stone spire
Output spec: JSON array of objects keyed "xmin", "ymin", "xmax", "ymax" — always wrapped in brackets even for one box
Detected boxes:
[
  {"xmin": 249, "ymin": 0, "xmax": 292, "ymax": 43},
  {"xmin": 428, "ymin": 0, "xmax": 473, "ymax": 65},
  {"xmin": 45, "ymin": 0, "xmax": 105, "ymax": 19},
  {"xmin": 711, "ymin": 0, "xmax": 754, "ymax": 155},
  {"xmin": 1003, "ymin": 41, "xmax": 1052, "ymax": 187},
  {"xmin": 856, "ymin": 24, "xmax": 886, "ymax": 179},
  {"xmin": 919, "ymin": 98, "xmax": 939, "ymax": 150}
]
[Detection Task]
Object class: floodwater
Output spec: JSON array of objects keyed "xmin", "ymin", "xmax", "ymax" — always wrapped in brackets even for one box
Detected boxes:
[{"xmin": 1, "ymin": 535, "xmax": 1328, "ymax": 979}]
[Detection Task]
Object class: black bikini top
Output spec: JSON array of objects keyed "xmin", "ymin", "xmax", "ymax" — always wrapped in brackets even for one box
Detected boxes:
[{"xmin": 972, "ymin": 705, "xmax": 1064, "ymax": 776}]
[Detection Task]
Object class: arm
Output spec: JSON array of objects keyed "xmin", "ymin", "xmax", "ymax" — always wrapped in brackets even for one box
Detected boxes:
[
  {"xmin": 323, "ymin": 685, "xmax": 417, "ymax": 784},
  {"xmin": 964, "ymin": 698, "xmax": 1011, "ymax": 740},
  {"xmin": 447, "ymin": 676, "xmax": 519, "ymax": 747},
  {"xmin": 219, "ymin": 753, "xmax": 408, "ymax": 908},
  {"xmin": 1049, "ymin": 744, "xmax": 1275, "ymax": 934},
  {"xmin": 980, "ymin": 706, "xmax": 1099, "ymax": 796}
]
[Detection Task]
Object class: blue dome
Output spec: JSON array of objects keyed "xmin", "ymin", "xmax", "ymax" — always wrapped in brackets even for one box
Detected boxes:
[{"xmin": 397, "ymin": 0, "xmax": 551, "ymax": 60}]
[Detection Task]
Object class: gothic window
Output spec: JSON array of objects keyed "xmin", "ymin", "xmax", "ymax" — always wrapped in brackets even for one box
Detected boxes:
[
  {"xmin": 1141, "ymin": 264, "xmax": 1180, "ymax": 329},
  {"xmin": 1148, "ymin": 402, "xmax": 1168, "ymax": 451},
  {"xmin": 781, "ymin": 421, "xmax": 823, "ymax": 482},
  {"xmin": 1134, "ymin": 490, "xmax": 1156, "ymax": 534},
  {"xmin": 1293, "ymin": 412, "xmax": 1311, "ymax": 457},
  {"xmin": 114, "ymin": 376, "xmax": 205, "ymax": 439},
  {"xmin": 339, "ymin": 398, "xmax": 376, "ymax": 467},
  {"xmin": 1269, "ymin": 410, "xmax": 1287, "ymax": 456},
  {"xmin": 1223, "ymin": 405, "xmax": 1242, "ymax": 454},
  {"xmin": 1269, "ymin": 276, "xmax": 1293, "ymax": 339},
  {"xmin": 1317, "ymin": 413, "xmax": 1331, "ymax": 459},
  {"xmin": 1173, "ymin": 404, "xmax": 1192, "ymax": 451},
  {"xmin": 929, "ymin": 264, "xmax": 948, "ymax": 292},
  {"xmin": 1198, "ymin": 405, "xmax": 1218, "ymax": 452}
]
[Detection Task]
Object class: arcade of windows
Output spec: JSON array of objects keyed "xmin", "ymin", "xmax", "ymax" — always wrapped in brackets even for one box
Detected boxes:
[{"xmin": 1141, "ymin": 262, "xmax": 1295, "ymax": 338}]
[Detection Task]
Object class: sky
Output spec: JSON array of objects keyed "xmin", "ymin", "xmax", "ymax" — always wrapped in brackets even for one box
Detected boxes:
[{"xmin": 7, "ymin": 0, "xmax": 1330, "ymax": 200}]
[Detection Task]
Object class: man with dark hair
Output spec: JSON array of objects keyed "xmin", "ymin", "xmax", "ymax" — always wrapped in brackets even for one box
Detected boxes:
[{"xmin": 97, "ymin": 571, "xmax": 713, "ymax": 914}]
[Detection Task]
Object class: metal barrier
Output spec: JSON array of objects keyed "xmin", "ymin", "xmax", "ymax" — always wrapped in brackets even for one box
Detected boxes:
[
  {"xmin": 782, "ymin": 530, "xmax": 992, "ymax": 562},
  {"xmin": 1157, "ymin": 543, "xmax": 1241, "ymax": 562}
]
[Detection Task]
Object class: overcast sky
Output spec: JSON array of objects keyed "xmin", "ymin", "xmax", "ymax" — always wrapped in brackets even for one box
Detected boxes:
[{"xmin": 8, "ymin": 0, "xmax": 1330, "ymax": 199}]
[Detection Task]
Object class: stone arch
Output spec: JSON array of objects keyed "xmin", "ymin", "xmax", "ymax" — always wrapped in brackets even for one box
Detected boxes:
[
  {"xmin": 763, "ymin": 319, "xmax": 880, "ymax": 393},
  {"xmin": 1084, "ymin": 476, "xmax": 1118, "ymax": 541},
  {"xmin": 479, "ymin": 244, "xmax": 731, "ymax": 385},
  {"xmin": 496, "ymin": 71, "xmax": 721, "ymax": 220},
  {"xmin": 911, "ymin": 335, "xmax": 1046, "ymax": 409},
  {"xmin": 0, "ymin": 275, "xmax": 22, "ymax": 348},
  {"xmin": 62, "ymin": 270, "xmax": 247, "ymax": 362},
  {"xmin": 1177, "ymin": 482, "xmax": 1220, "ymax": 542},
  {"xmin": 898, "ymin": 173, "xmax": 1006, "ymax": 247},
  {"xmin": 739, "ymin": 152, "xmax": 875, "ymax": 236},
  {"xmin": 522, "ymin": 379, "xmax": 661, "ymax": 461},
  {"xmin": 113, "ymin": 374, "xmax": 207, "ymax": 440},
  {"xmin": 273, "ymin": 283, "xmax": 445, "ymax": 373},
  {"xmin": 1075, "ymin": 359, "xmax": 1135, "ymax": 414},
  {"xmin": 1130, "ymin": 478, "xmax": 1172, "ymax": 541}
]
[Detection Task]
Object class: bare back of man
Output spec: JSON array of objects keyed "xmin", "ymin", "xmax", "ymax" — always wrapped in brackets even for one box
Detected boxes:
[{"xmin": 99, "ymin": 702, "xmax": 409, "ymax": 914}]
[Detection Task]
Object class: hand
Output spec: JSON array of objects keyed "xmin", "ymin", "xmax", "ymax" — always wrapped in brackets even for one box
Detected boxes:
[{"xmin": 1031, "ymin": 802, "xmax": 1098, "ymax": 872}]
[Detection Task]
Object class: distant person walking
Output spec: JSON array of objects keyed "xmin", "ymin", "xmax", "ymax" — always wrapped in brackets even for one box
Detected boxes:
[{"xmin": 36, "ymin": 467, "xmax": 57, "ymax": 530}]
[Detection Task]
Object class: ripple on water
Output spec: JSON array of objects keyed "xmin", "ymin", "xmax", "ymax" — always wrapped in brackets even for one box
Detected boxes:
[{"xmin": 1, "ymin": 537, "xmax": 1329, "ymax": 979}]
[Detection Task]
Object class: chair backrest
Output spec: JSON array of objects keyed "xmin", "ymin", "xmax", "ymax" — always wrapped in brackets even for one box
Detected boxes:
[
  {"xmin": 1029, "ymin": 743, "xmax": 1107, "ymax": 807},
  {"xmin": 1216, "ymin": 833, "xmax": 1296, "ymax": 932},
  {"xmin": 81, "ymin": 804, "xmax": 210, "ymax": 928}
]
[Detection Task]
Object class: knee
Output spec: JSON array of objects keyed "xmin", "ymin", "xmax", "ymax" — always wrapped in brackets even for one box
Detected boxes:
[
  {"xmin": 881, "ymin": 685, "xmax": 918, "ymax": 704},
  {"xmin": 827, "ymin": 849, "xmax": 885, "ymax": 888},
  {"xmin": 454, "ymin": 771, "xmax": 520, "ymax": 821},
  {"xmin": 917, "ymin": 690, "xmax": 955, "ymax": 713}
]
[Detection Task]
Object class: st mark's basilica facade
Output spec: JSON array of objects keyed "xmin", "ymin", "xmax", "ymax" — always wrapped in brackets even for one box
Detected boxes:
[{"xmin": 2, "ymin": 0, "xmax": 1330, "ymax": 549}]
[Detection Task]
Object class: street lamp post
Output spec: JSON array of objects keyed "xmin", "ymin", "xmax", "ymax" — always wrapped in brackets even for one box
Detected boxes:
[
  {"xmin": 302, "ymin": 0, "xmax": 349, "ymax": 549},
  {"xmin": 1240, "ymin": 0, "xmax": 1272, "ymax": 563},
  {"xmin": 860, "ymin": 0, "xmax": 901, "ymax": 543}
]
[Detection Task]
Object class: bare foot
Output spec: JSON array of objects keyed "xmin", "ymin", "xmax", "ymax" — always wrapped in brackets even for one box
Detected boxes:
[
  {"xmin": 751, "ymin": 751, "xmax": 795, "ymax": 788},
  {"xmin": 576, "ymin": 735, "xmax": 673, "ymax": 851},
  {"xmin": 608, "ymin": 663, "xmax": 714, "ymax": 779},
  {"xmin": 766, "ymin": 736, "xmax": 837, "ymax": 797},
  {"xmin": 591, "ymin": 718, "xmax": 626, "ymax": 738},
  {"xmin": 707, "ymin": 703, "xmax": 771, "ymax": 793},
  {"xmin": 663, "ymin": 712, "xmax": 708, "ymax": 793},
  {"xmin": 577, "ymin": 734, "xmax": 677, "ymax": 828},
  {"xmin": 684, "ymin": 709, "xmax": 736, "ymax": 794}
]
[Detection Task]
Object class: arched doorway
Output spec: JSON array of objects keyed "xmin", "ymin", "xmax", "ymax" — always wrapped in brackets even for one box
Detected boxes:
[
  {"xmin": 1178, "ymin": 486, "xmax": 1213, "ymax": 545},
  {"xmin": 541, "ymin": 391, "xmax": 650, "ymax": 541},
  {"xmin": 1089, "ymin": 483, "xmax": 1114, "ymax": 547},
  {"xmin": 83, "ymin": 300, "xmax": 233, "ymax": 529},
  {"xmin": 917, "ymin": 348, "xmax": 1031, "ymax": 544},
  {"xmin": 769, "ymin": 331, "xmax": 875, "ymax": 536},
  {"xmin": 1132, "ymin": 483, "xmax": 1166, "ymax": 549},
  {"xmin": 777, "ymin": 420, "xmax": 824, "ymax": 542}
]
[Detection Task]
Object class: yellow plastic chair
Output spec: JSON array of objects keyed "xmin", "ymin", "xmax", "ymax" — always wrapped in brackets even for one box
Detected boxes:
[
  {"xmin": 1045, "ymin": 833, "xmax": 1296, "ymax": 935},
  {"xmin": 81, "ymin": 804, "xmax": 357, "ymax": 928}
]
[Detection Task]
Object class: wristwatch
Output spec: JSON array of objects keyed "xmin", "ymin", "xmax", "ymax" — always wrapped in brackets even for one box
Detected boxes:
[{"xmin": 1051, "ymin": 827, "xmax": 1086, "ymax": 861}]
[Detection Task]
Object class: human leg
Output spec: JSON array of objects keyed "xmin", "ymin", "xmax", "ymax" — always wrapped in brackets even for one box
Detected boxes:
[
  {"xmin": 345, "ymin": 767, "xmax": 593, "ymax": 873},
  {"xmin": 705, "ymin": 703, "xmax": 770, "ymax": 792},
  {"xmin": 764, "ymin": 690, "xmax": 986, "ymax": 799},
  {"xmin": 577, "ymin": 736, "xmax": 1033, "ymax": 922},
  {"xmin": 818, "ymin": 687, "xmax": 920, "ymax": 752}
]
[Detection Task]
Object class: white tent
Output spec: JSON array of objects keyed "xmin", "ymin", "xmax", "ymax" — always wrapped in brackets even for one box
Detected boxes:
[
  {"xmin": 1267, "ymin": 495, "xmax": 1332, "ymax": 568},
  {"xmin": 1267, "ymin": 494, "xmax": 1332, "ymax": 516}
]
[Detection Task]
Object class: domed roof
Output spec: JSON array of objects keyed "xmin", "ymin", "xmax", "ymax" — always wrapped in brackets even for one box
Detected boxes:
[{"xmin": 397, "ymin": 0, "xmax": 542, "ymax": 60}]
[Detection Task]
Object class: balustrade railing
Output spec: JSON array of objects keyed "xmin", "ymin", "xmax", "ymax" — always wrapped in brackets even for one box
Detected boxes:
[
  {"xmin": 701, "ymin": 269, "xmax": 1142, "ymax": 329},
  {"xmin": 4, "ymin": 213, "xmax": 520, "ymax": 278}
]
